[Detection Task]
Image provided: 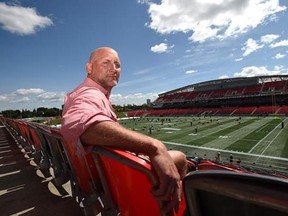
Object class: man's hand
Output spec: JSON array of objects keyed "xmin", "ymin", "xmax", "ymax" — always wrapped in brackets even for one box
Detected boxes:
[
  {"xmin": 81, "ymin": 121, "xmax": 183, "ymax": 213},
  {"xmin": 149, "ymin": 147, "xmax": 182, "ymax": 214}
]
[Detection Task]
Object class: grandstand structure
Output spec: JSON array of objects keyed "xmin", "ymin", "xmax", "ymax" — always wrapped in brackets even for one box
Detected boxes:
[
  {"xmin": 1, "ymin": 117, "xmax": 288, "ymax": 215},
  {"xmin": 2, "ymin": 76, "xmax": 288, "ymax": 215},
  {"xmin": 127, "ymin": 75, "xmax": 288, "ymax": 117}
]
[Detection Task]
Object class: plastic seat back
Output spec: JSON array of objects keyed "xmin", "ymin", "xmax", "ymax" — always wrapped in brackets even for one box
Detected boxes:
[
  {"xmin": 26, "ymin": 124, "xmax": 42, "ymax": 150},
  {"xmin": 60, "ymin": 136, "xmax": 102, "ymax": 216},
  {"xmin": 183, "ymin": 170, "xmax": 288, "ymax": 216},
  {"xmin": 37, "ymin": 126, "xmax": 71, "ymax": 184},
  {"xmin": 92, "ymin": 146, "xmax": 186, "ymax": 216},
  {"xmin": 60, "ymin": 137, "xmax": 99, "ymax": 195},
  {"xmin": 197, "ymin": 160, "xmax": 248, "ymax": 173}
]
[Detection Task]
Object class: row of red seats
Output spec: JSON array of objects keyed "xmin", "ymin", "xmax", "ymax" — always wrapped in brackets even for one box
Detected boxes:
[
  {"xmin": 126, "ymin": 105, "xmax": 288, "ymax": 117},
  {"xmin": 0, "ymin": 117, "xmax": 187, "ymax": 215},
  {"xmin": 155, "ymin": 80, "xmax": 288, "ymax": 104}
]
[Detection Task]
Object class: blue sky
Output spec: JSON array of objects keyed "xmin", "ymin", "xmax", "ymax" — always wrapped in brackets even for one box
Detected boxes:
[{"xmin": 0, "ymin": 0, "xmax": 288, "ymax": 111}]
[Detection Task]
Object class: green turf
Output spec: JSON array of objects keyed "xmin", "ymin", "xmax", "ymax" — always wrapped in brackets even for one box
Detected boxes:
[
  {"xmin": 281, "ymin": 129, "xmax": 288, "ymax": 158},
  {"xmin": 119, "ymin": 116, "xmax": 288, "ymax": 173},
  {"xmin": 225, "ymin": 118, "xmax": 281, "ymax": 151}
]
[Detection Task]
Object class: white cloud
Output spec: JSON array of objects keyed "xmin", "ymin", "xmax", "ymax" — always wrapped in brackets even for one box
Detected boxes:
[
  {"xmin": 0, "ymin": 95, "xmax": 8, "ymax": 102},
  {"xmin": 260, "ymin": 34, "xmax": 279, "ymax": 44},
  {"xmin": 0, "ymin": 88, "xmax": 65, "ymax": 111},
  {"xmin": 133, "ymin": 66, "xmax": 156, "ymax": 75},
  {"xmin": 270, "ymin": 39, "xmax": 288, "ymax": 48},
  {"xmin": 37, "ymin": 92, "xmax": 65, "ymax": 102},
  {"xmin": 118, "ymin": 75, "xmax": 158, "ymax": 88},
  {"xmin": 111, "ymin": 92, "xmax": 159, "ymax": 105},
  {"xmin": 233, "ymin": 65, "xmax": 286, "ymax": 77},
  {"xmin": 241, "ymin": 38, "xmax": 264, "ymax": 56},
  {"xmin": 274, "ymin": 65, "xmax": 284, "ymax": 71},
  {"xmin": 185, "ymin": 70, "xmax": 196, "ymax": 74},
  {"xmin": 219, "ymin": 75, "xmax": 229, "ymax": 79},
  {"xmin": 240, "ymin": 34, "xmax": 288, "ymax": 57},
  {"xmin": 274, "ymin": 53, "xmax": 285, "ymax": 59},
  {"xmin": 16, "ymin": 88, "xmax": 45, "ymax": 95},
  {"xmin": 137, "ymin": 0, "xmax": 151, "ymax": 4},
  {"xmin": 146, "ymin": 0, "xmax": 286, "ymax": 43},
  {"xmin": 0, "ymin": 2, "xmax": 53, "ymax": 35},
  {"xmin": 150, "ymin": 43, "xmax": 174, "ymax": 53},
  {"xmin": 11, "ymin": 96, "xmax": 30, "ymax": 103}
]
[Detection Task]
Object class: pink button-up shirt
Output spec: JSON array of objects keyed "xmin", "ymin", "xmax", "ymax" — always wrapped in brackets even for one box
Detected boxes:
[{"xmin": 61, "ymin": 78, "xmax": 117, "ymax": 145}]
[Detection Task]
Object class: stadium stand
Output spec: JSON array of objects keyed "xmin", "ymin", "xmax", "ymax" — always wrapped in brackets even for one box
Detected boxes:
[
  {"xmin": 1, "ymin": 116, "xmax": 288, "ymax": 215},
  {"xmin": 2, "ymin": 75, "xmax": 288, "ymax": 215},
  {"xmin": 1, "ymin": 117, "xmax": 188, "ymax": 215},
  {"xmin": 278, "ymin": 105, "xmax": 288, "ymax": 115},
  {"xmin": 126, "ymin": 75, "xmax": 288, "ymax": 117}
]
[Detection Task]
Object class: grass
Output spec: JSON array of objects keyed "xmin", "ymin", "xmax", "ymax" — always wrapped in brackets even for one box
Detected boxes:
[
  {"xmin": 119, "ymin": 116, "xmax": 288, "ymax": 173},
  {"xmin": 283, "ymin": 136, "xmax": 288, "ymax": 158},
  {"xmin": 226, "ymin": 118, "xmax": 281, "ymax": 151}
]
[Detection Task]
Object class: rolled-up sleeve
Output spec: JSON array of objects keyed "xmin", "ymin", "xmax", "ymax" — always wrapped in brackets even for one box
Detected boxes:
[{"xmin": 61, "ymin": 87, "xmax": 117, "ymax": 143}]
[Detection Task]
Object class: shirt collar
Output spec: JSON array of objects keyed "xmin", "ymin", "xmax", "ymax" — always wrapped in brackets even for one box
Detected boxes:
[{"xmin": 84, "ymin": 77, "xmax": 110, "ymax": 98}]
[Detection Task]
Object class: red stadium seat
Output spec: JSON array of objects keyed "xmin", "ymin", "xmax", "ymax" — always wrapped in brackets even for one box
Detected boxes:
[
  {"xmin": 197, "ymin": 160, "xmax": 250, "ymax": 173},
  {"xmin": 33, "ymin": 126, "xmax": 72, "ymax": 185},
  {"xmin": 92, "ymin": 146, "xmax": 187, "ymax": 216},
  {"xmin": 59, "ymin": 136, "xmax": 102, "ymax": 215},
  {"xmin": 183, "ymin": 170, "xmax": 288, "ymax": 216}
]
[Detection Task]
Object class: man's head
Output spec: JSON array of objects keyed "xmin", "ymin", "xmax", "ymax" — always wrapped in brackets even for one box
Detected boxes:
[{"xmin": 86, "ymin": 47, "xmax": 121, "ymax": 93}]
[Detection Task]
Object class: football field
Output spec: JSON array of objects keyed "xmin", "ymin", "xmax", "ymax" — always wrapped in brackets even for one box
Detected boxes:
[{"xmin": 120, "ymin": 116, "xmax": 288, "ymax": 174}]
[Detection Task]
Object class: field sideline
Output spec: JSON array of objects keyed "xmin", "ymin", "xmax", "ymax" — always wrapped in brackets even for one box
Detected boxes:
[{"xmin": 119, "ymin": 116, "xmax": 288, "ymax": 173}]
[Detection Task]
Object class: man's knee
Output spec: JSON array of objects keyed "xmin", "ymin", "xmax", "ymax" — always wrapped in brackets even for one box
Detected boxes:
[{"xmin": 168, "ymin": 150, "xmax": 187, "ymax": 178}]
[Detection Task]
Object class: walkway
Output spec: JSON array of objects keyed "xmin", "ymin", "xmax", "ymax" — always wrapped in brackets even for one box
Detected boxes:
[{"xmin": 0, "ymin": 123, "xmax": 84, "ymax": 216}]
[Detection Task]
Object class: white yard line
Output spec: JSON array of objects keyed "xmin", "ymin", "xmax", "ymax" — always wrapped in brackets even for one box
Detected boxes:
[
  {"xmin": 259, "ymin": 128, "xmax": 283, "ymax": 156},
  {"xmin": 164, "ymin": 141, "xmax": 288, "ymax": 162},
  {"xmin": 248, "ymin": 118, "xmax": 288, "ymax": 154}
]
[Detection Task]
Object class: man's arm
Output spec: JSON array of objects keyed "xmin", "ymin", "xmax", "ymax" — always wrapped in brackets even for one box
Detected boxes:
[{"xmin": 80, "ymin": 120, "xmax": 181, "ymax": 213}]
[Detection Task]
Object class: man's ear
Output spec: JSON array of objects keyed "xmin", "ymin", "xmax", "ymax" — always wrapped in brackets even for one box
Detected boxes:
[{"xmin": 86, "ymin": 62, "xmax": 92, "ymax": 75}]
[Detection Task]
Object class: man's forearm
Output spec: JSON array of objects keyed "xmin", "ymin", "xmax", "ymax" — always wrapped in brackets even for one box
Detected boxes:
[{"xmin": 80, "ymin": 120, "xmax": 167, "ymax": 156}]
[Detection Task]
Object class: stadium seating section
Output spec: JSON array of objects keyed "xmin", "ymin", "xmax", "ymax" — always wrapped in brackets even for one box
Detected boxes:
[
  {"xmin": 2, "ymin": 76, "xmax": 288, "ymax": 215},
  {"xmin": 127, "ymin": 76, "xmax": 288, "ymax": 117},
  {"xmin": 1, "ymin": 116, "xmax": 288, "ymax": 216}
]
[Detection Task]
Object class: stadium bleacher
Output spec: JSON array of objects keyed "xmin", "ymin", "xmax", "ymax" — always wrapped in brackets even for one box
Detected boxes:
[
  {"xmin": 127, "ymin": 75, "xmax": 288, "ymax": 118},
  {"xmin": 2, "ymin": 75, "xmax": 288, "ymax": 215}
]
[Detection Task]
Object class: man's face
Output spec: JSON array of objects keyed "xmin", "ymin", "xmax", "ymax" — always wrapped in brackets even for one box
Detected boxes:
[{"xmin": 88, "ymin": 48, "xmax": 121, "ymax": 92}]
